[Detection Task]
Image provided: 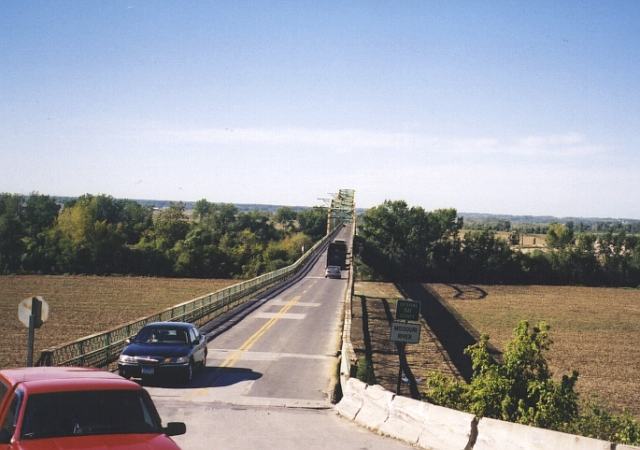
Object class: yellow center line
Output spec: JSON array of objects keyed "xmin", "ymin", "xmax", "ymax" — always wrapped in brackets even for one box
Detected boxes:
[
  {"xmin": 219, "ymin": 294, "xmax": 302, "ymax": 369},
  {"xmin": 185, "ymin": 294, "xmax": 305, "ymax": 400},
  {"xmin": 185, "ymin": 294, "xmax": 303, "ymax": 400}
]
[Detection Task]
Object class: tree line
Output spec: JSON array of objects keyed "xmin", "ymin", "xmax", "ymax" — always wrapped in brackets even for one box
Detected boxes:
[
  {"xmin": 357, "ymin": 200, "xmax": 640, "ymax": 286},
  {"xmin": 0, "ymin": 193, "xmax": 328, "ymax": 278},
  {"xmin": 465, "ymin": 219, "xmax": 640, "ymax": 235}
]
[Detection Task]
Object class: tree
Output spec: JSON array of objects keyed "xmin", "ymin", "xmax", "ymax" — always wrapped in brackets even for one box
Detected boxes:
[
  {"xmin": 546, "ymin": 223, "xmax": 574, "ymax": 249},
  {"xmin": 236, "ymin": 211, "xmax": 280, "ymax": 243},
  {"xmin": 496, "ymin": 220, "xmax": 511, "ymax": 231},
  {"xmin": 509, "ymin": 230, "xmax": 521, "ymax": 246},
  {"xmin": 195, "ymin": 201, "xmax": 239, "ymax": 236},
  {"xmin": 0, "ymin": 194, "xmax": 25, "ymax": 272},
  {"xmin": 263, "ymin": 232, "xmax": 313, "ymax": 272},
  {"xmin": 358, "ymin": 200, "xmax": 418, "ymax": 278},
  {"xmin": 153, "ymin": 202, "xmax": 190, "ymax": 252},
  {"xmin": 22, "ymin": 193, "xmax": 60, "ymax": 238},
  {"xmin": 119, "ymin": 199, "xmax": 153, "ymax": 244},
  {"xmin": 230, "ymin": 228, "xmax": 268, "ymax": 277},
  {"xmin": 173, "ymin": 226, "xmax": 230, "ymax": 277},
  {"xmin": 52, "ymin": 194, "xmax": 129, "ymax": 273},
  {"xmin": 297, "ymin": 207, "xmax": 327, "ymax": 241},
  {"xmin": 358, "ymin": 202, "xmax": 464, "ymax": 280},
  {"xmin": 18, "ymin": 194, "xmax": 61, "ymax": 273},
  {"xmin": 459, "ymin": 230, "xmax": 518, "ymax": 282},
  {"xmin": 274, "ymin": 207, "xmax": 297, "ymax": 234},
  {"xmin": 193, "ymin": 198, "xmax": 214, "ymax": 221}
]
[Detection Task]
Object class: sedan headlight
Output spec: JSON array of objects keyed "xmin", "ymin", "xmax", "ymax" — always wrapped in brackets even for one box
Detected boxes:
[
  {"xmin": 119, "ymin": 354, "xmax": 137, "ymax": 363},
  {"xmin": 164, "ymin": 356, "xmax": 189, "ymax": 364}
]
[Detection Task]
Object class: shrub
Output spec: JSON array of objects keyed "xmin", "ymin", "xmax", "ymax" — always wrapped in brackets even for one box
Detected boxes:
[
  {"xmin": 356, "ymin": 356, "xmax": 376, "ymax": 385},
  {"xmin": 422, "ymin": 320, "xmax": 639, "ymax": 445},
  {"xmin": 563, "ymin": 401, "xmax": 640, "ymax": 445},
  {"xmin": 424, "ymin": 321, "xmax": 579, "ymax": 427}
]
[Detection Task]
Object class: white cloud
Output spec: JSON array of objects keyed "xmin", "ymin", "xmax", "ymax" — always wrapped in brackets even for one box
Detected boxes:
[
  {"xmin": 514, "ymin": 133, "xmax": 601, "ymax": 156},
  {"xmin": 161, "ymin": 127, "xmax": 425, "ymax": 149},
  {"xmin": 156, "ymin": 127, "xmax": 601, "ymax": 158},
  {"xmin": 518, "ymin": 132, "xmax": 585, "ymax": 147}
]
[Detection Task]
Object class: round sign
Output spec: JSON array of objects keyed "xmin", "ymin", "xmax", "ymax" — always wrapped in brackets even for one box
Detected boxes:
[{"xmin": 18, "ymin": 296, "xmax": 49, "ymax": 328}]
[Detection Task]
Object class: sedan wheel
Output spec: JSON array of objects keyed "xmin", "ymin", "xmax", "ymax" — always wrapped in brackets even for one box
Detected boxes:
[
  {"xmin": 182, "ymin": 361, "xmax": 193, "ymax": 385},
  {"xmin": 201, "ymin": 349, "xmax": 207, "ymax": 368}
]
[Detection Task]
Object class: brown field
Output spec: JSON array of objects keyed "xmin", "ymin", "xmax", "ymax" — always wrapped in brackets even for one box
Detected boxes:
[
  {"xmin": 427, "ymin": 283, "xmax": 640, "ymax": 418},
  {"xmin": 461, "ymin": 230, "xmax": 548, "ymax": 251},
  {"xmin": 351, "ymin": 282, "xmax": 640, "ymax": 418},
  {"xmin": 494, "ymin": 231, "xmax": 547, "ymax": 249},
  {"xmin": 1, "ymin": 275, "xmax": 236, "ymax": 369}
]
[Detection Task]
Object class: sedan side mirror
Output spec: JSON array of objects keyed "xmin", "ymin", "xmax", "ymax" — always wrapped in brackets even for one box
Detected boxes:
[{"xmin": 164, "ymin": 422, "xmax": 186, "ymax": 436}]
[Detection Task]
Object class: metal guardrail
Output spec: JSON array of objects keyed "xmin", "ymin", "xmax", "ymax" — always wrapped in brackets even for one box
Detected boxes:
[
  {"xmin": 37, "ymin": 223, "xmax": 346, "ymax": 368},
  {"xmin": 340, "ymin": 217, "xmax": 358, "ymax": 386}
]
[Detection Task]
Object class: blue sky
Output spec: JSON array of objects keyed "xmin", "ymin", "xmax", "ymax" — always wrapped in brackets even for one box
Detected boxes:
[{"xmin": 2, "ymin": 1, "xmax": 639, "ymax": 218}]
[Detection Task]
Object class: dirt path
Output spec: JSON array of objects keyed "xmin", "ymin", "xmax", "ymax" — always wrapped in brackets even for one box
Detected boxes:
[{"xmin": 351, "ymin": 282, "xmax": 462, "ymax": 397}]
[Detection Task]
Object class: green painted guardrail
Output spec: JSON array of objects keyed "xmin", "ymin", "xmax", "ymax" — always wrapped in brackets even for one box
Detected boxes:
[{"xmin": 36, "ymin": 223, "xmax": 346, "ymax": 368}]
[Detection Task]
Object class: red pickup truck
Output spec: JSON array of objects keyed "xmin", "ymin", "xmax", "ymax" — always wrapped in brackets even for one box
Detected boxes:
[{"xmin": 0, "ymin": 367, "xmax": 185, "ymax": 449}]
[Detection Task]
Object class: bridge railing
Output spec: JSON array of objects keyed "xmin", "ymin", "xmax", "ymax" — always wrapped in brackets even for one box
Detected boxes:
[
  {"xmin": 37, "ymin": 223, "xmax": 346, "ymax": 368},
  {"xmin": 339, "ymin": 216, "xmax": 358, "ymax": 385}
]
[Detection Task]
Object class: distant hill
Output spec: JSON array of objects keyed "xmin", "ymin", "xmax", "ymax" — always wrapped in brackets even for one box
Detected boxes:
[
  {"xmin": 460, "ymin": 211, "xmax": 640, "ymax": 226},
  {"xmin": 51, "ymin": 196, "xmax": 638, "ymax": 226},
  {"xmin": 54, "ymin": 196, "xmax": 319, "ymax": 213}
]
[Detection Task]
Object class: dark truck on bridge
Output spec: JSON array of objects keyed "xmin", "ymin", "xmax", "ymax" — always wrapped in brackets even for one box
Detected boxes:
[{"xmin": 326, "ymin": 240, "xmax": 348, "ymax": 270}]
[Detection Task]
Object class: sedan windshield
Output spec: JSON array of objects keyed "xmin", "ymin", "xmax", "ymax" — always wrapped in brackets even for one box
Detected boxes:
[
  {"xmin": 136, "ymin": 327, "xmax": 189, "ymax": 344},
  {"xmin": 21, "ymin": 389, "xmax": 162, "ymax": 440}
]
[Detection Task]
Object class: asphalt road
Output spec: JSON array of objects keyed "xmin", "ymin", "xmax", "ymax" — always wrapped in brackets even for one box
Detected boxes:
[{"xmin": 147, "ymin": 227, "xmax": 413, "ymax": 450}]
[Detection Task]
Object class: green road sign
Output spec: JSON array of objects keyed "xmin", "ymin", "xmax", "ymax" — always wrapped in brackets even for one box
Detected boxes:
[{"xmin": 395, "ymin": 299, "xmax": 420, "ymax": 322}]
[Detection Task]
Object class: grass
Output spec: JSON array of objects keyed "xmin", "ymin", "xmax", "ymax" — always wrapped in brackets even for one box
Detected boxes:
[
  {"xmin": 426, "ymin": 283, "xmax": 640, "ymax": 419},
  {"xmin": 0, "ymin": 275, "xmax": 236, "ymax": 369}
]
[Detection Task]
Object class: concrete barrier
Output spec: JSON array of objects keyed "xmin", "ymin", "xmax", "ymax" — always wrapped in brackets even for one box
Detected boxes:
[
  {"xmin": 418, "ymin": 402, "xmax": 476, "ymax": 450},
  {"xmin": 336, "ymin": 378, "xmax": 367, "ymax": 420},
  {"xmin": 474, "ymin": 417, "xmax": 611, "ymax": 450},
  {"xmin": 354, "ymin": 386, "xmax": 475, "ymax": 450},
  {"xmin": 355, "ymin": 384, "xmax": 394, "ymax": 430},
  {"xmin": 379, "ymin": 393, "xmax": 428, "ymax": 444},
  {"xmin": 338, "ymin": 220, "xmax": 356, "ymax": 389}
]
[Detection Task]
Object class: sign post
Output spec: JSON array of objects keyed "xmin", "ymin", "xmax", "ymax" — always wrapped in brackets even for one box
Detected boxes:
[
  {"xmin": 390, "ymin": 298, "xmax": 421, "ymax": 394},
  {"xmin": 396, "ymin": 343, "xmax": 405, "ymax": 394},
  {"xmin": 19, "ymin": 296, "xmax": 49, "ymax": 367}
]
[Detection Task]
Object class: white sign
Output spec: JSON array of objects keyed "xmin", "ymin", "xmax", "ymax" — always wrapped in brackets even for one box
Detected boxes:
[
  {"xmin": 18, "ymin": 296, "xmax": 49, "ymax": 328},
  {"xmin": 390, "ymin": 321, "xmax": 421, "ymax": 344}
]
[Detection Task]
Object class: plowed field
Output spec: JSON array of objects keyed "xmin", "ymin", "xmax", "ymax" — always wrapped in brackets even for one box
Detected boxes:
[
  {"xmin": 1, "ymin": 275, "xmax": 236, "ymax": 369},
  {"xmin": 352, "ymin": 282, "xmax": 640, "ymax": 418},
  {"xmin": 426, "ymin": 283, "xmax": 640, "ymax": 418}
]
